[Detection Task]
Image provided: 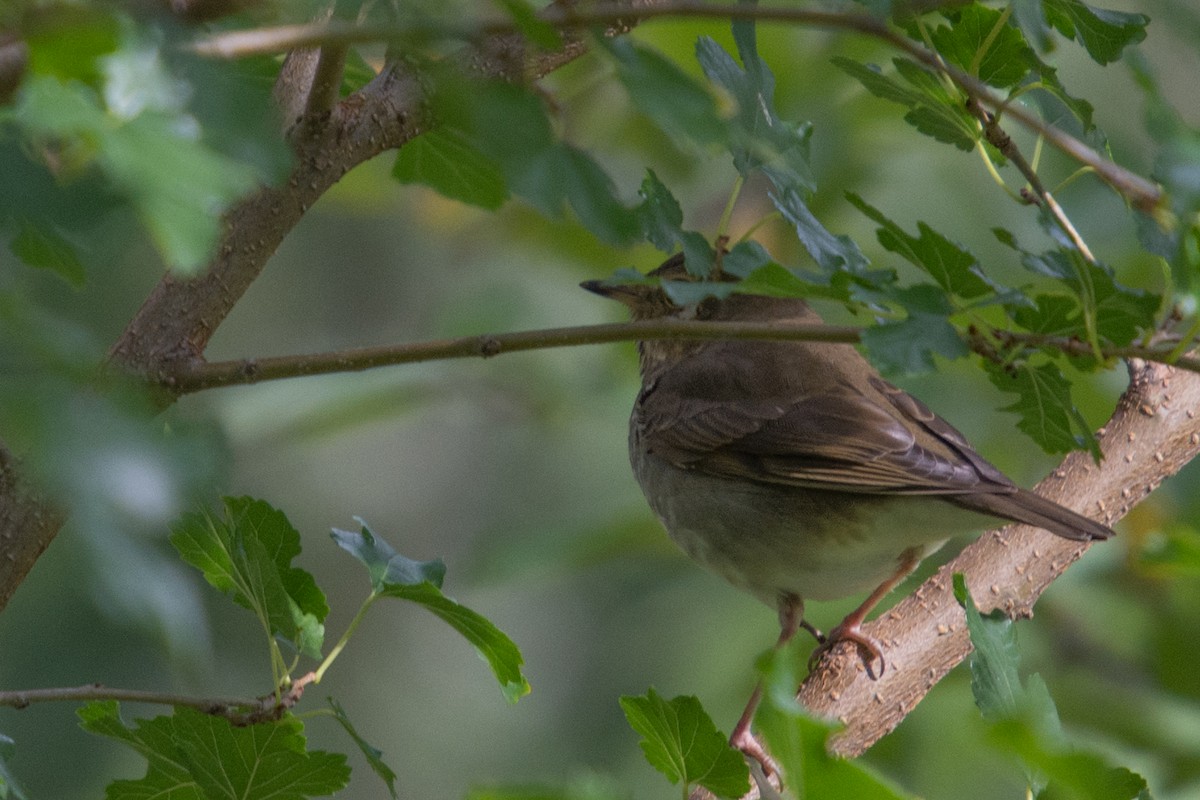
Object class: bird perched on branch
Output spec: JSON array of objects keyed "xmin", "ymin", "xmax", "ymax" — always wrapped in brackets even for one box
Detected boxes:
[{"xmin": 583, "ymin": 252, "xmax": 1112, "ymax": 764}]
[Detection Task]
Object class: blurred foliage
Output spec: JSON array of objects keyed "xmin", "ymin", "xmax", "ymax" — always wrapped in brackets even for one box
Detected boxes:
[{"xmin": 0, "ymin": 0, "xmax": 1199, "ymax": 799}]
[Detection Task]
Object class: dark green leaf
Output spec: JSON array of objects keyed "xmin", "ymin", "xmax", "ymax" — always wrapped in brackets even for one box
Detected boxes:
[
  {"xmin": 846, "ymin": 194, "xmax": 992, "ymax": 298},
  {"xmin": 903, "ymin": 105, "xmax": 979, "ymax": 151},
  {"xmin": 171, "ymin": 497, "xmax": 328, "ymax": 659},
  {"xmin": 328, "ymin": 699, "xmax": 397, "ymax": 799},
  {"xmin": 560, "ymin": 146, "xmax": 640, "ymax": 246},
  {"xmin": 694, "ymin": 36, "xmax": 814, "ymax": 189},
  {"xmin": 862, "ymin": 310, "xmax": 968, "ymax": 375},
  {"xmin": 1010, "ymin": 294, "xmax": 1082, "ymax": 337},
  {"xmin": 330, "ymin": 520, "xmax": 446, "ymax": 592},
  {"xmin": 984, "ymin": 361, "xmax": 1099, "ymax": 457},
  {"xmin": 954, "ymin": 573, "xmax": 1031, "ymax": 724},
  {"xmin": 635, "ymin": 170, "xmax": 685, "ymax": 252},
  {"xmin": 989, "ymin": 718, "xmax": 1150, "ymax": 800},
  {"xmin": 602, "ymin": 37, "xmax": 725, "ymax": 145},
  {"xmin": 393, "ymin": 130, "xmax": 508, "ymax": 210},
  {"xmin": 339, "ymin": 48, "xmax": 377, "ymax": 97},
  {"xmin": 1043, "ymin": 0, "xmax": 1148, "ymax": 65},
  {"xmin": 335, "ymin": 520, "xmax": 528, "ymax": 702},
  {"xmin": 10, "ymin": 218, "xmax": 86, "ymax": 287},
  {"xmin": 930, "ymin": 5, "xmax": 1038, "ymax": 88},
  {"xmin": 378, "ymin": 580, "xmax": 530, "ymax": 703},
  {"xmin": 618, "ymin": 689, "xmax": 750, "ymax": 799},
  {"xmin": 721, "ymin": 240, "xmax": 773, "ymax": 279},
  {"xmin": 770, "ymin": 187, "xmax": 870, "ymax": 275},
  {"xmin": 80, "ymin": 702, "xmax": 349, "ymax": 800}
]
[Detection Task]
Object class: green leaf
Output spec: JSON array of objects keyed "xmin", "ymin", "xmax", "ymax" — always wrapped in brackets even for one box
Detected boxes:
[
  {"xmin": 493, "ymin": 0, "xmax": 562, "ymax": 51},
  {"xmin": 13, "ymin": 73, "xmax": 267, "ymax": 273},
  {"xmin": 770, "ymin": 187, "xmax": 870, "ymax": 275},
  {"xmin": 559, "ymin": 146, "xmax": 640, "ymax": 246},
  {"xmin": 601, "ymin": 37, "xmax": 725, "ymax": 145},
  {"xmin": 80, "ymin": 702, "xmax": 349, "ymax": 800},
  {"xmin": 393, "ymin": 130, "xmax": 508, "ymax": 210},
  {"xmin": 984, "ymin": 361, "xmax": 1100, "ymax": 458},
  {"xmin": 10, "ymin": 217, "xmax": 86, "ymax": 287},
  {"xmin": 755, "ymin": 643, "xmax": 916, "ymax": 800},
  {"xmin": 0, "ymin": 734, "xmax": 28, "ymax": 800},
  {"xmin": 1043, "ymin": 0, "xmax": 1148, "ymax": 65},
  {"xmin": 327, "ymin": 699, "xmax": 397, "ymax": 799},
  {"xmin": 694, "ymin": 36, "xmax": 814, "ymax": 190},
  {"xmin": 619, "ymin": 689, "xmax": 750, "ymax": 799},
  {"xmin": 330, "ymin": 521, "xmax": 446, "ymax": 592},
  {"xmin": 24, "ymin": 5, "xmax": 119, "ymax": 87},
  {"xmin": 333, "ymin": 521, "xmax": 529, "ymax": 702},
  {"xmin": 929, "ymin": 5, "xmax": 1039, "ymax": 88},
  {"xmin": 846, "ymin": 193, "xmax": 993, "ymax": 298},
  {"xmin": 861, "ymin": 286, "xmax": 968, "ymax": 374},
  {"xmin": 635, "ymin": 170, "xmax": 685, "ymax": 252},
  {"xmin": 1013, "ymin": 0, "xmax": 1054, "ymax": 51},
  {"xmin": 171, "ymin": 497, "xmax": 328, "ymax": 659},
  {"xmin": 833, "ymin": 56, "xmax": 978, "ymax": 151}
]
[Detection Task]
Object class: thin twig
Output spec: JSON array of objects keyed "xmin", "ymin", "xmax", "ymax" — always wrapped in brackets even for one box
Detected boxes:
[
  {"xmin": 0, "ymin": 684, "xmax": 258, "ymax": 713},
  {"xmin": 164, "ymin": 318, "xmax": 1200, "ymax": 395},
  {"xmin": 187, "ymin": 1, "xmax": 1162, "ymax": 212}
]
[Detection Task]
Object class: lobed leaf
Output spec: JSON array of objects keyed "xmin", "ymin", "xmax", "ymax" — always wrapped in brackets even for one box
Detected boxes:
[
  {"xmin": 327, "ymin": 700, "xmax": 397, "ymax": 799},
  {"xmin": 618, "ymin": 689, "xmax": 749, "ymax": 799},
  {"xmin": 984, "ymin": 361, "xmax": 1100, "ymax": 458},
  {"xmin": 171, "ymin": 497, "xmax": 327, "ymax": 659},
  {"xmin": 393, "ymin": 130, "xmax": 508, "ymax": 210},
  {"xmin": 80, "ymin": 702, "xmax": 349, "ymax": 800}
]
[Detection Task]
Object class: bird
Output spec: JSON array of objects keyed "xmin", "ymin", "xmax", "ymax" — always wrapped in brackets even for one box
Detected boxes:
[{"xmin": 582, "ymin": 252, "xmax": 1113, "ymax": 763}]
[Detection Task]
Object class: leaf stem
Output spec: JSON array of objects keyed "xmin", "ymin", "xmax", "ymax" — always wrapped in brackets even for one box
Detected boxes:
[{"xmin": 313, "ymin": 594, "xmax": 377, "ymax": 684}]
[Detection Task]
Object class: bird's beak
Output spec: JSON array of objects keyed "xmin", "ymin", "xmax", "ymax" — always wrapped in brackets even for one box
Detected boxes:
[{"xmin": 580, "ymin": 278, "xmax": 644, "ymax": 306}]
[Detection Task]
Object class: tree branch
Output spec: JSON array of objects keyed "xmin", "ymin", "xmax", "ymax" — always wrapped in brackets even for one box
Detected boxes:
[
  {"xmin": 800, "ymin": 359, "xmax": 1200, "ymax": 756},
  {"xmin": 188, "ymin": 1, "xmax": 1162, "ymax": 212},
  {"xmin": 150, "ymin": 320, "xmax": 1200, "ymax": 394}
]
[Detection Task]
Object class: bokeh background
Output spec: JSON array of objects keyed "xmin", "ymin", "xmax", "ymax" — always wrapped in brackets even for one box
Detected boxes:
[{"xmin": 3, "ymin": 2, "xmax": 1200, "ymax": 798}]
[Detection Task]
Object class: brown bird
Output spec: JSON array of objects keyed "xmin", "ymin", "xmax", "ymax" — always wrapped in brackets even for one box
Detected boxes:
[{"xmin": 583, "ymin": 253, "xmax": 1112, "ymax": 762}]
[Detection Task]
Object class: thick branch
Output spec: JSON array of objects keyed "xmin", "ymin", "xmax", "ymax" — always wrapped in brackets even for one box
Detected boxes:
[
  {"xmin": 0, "ymin": 445, "xmax": 64, "ymax": 613},
  {"xmin": 799, "ymin": 360, "xmax": 1200, "ymax": 756}
]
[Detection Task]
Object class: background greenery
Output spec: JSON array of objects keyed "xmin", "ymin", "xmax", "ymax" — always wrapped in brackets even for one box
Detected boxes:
[{"xmin": 1, "ymin": 1, "xmax": 1199, "ymax": 798}]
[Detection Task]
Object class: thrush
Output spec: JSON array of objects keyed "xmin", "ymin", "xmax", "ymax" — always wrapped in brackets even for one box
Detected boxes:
[{"xmin": 583, "ymin": 253, "xmax": 1112, "ymax": 762}]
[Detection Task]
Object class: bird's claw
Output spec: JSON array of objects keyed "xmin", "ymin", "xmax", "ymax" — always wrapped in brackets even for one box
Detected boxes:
[{"xmin": 807, "ymin": 622, "xmax": 885, "ymax": 678}]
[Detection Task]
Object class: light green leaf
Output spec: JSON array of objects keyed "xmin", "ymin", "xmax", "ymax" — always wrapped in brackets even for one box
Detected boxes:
[
  {"xmin": 619, "ymin": 689, "xmax": 749, "ymax": 799},
  {"xmin": 170, "ymin": 497, "xmax": 327, "ymax": 659},
  {"xmin": 10, "ymin": 218, "xmax": 86, "ymax": 287},
  {"xmin": 930, "ymin": 5, "xmax": 1038, "ymax": 88}
]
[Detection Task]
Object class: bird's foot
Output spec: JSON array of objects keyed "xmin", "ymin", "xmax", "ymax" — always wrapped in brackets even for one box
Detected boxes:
[
  {"xmin": 807, "ymin": 621, "xmax": 885, "ymax": 678},
  {"xmin": 729, "ymin": 724, "xmax": 779, "ymax": 781}
]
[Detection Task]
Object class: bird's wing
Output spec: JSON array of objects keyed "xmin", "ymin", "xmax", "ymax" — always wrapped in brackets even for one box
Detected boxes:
[{"xmin": 635, "ymin": 354, "xmax": 1013, "ymax": 496}]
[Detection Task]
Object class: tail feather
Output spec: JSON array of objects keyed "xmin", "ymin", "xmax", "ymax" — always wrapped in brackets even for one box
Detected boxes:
[{"xmin": 949, "ymin": 488, "xmax": 1114, "ymax": 541}]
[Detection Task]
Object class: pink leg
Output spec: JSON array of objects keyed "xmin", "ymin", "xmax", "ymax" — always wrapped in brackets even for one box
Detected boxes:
[
  {"xmin": 728, "ymin": 593, "xmax": 816, "ymax": 776},
  {"xmin": 807, "ymin": 548, "xmax": 922, "ymax": 677}
]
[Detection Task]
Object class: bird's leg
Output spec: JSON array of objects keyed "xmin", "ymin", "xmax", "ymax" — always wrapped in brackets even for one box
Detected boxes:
[
  {"xmin": 728, "ymin": 592, "xmax": 812, "ymax": 777},
  {"xmin": 807, "ymin": 547, "xmax": 923, "ymax": 678}
]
